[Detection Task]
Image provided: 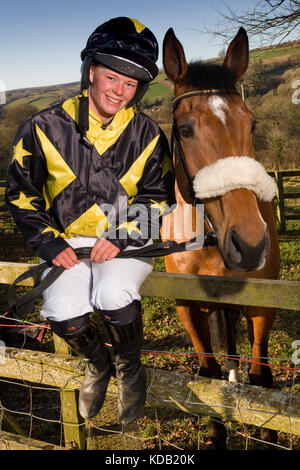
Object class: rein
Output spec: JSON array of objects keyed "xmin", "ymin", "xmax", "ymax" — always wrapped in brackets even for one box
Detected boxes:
[{"xmin": 8, "ymin": 236, "xmax": 217, "ymax": 316}]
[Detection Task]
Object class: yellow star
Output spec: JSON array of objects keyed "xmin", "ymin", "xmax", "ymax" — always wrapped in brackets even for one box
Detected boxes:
[
  {"xmin": 41, "ymin": 226, "xmax": 61, "ymax": 238},
  {"xmin": 117, "ymin": 220, "xmax": 141, "ymax": 235},
  {"xmin": 150, "ymin": 199, "xmax": 168, "ymax": 216},
  {"xmin": 11, "ymin": 138, "xmax": 32, "ymax": 167},
  {"xmin": 10, "ymin": 192, "xmax": 38, "ymax": 211},
  {"xmin": 160, "ymin": 154, "xmax": 173, "ymax": 178}
]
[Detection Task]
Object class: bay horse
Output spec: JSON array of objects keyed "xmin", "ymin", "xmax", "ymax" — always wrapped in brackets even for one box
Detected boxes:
[{"xmin": 161, "ymin": 27, "xmax": 280, "ymax": 449}]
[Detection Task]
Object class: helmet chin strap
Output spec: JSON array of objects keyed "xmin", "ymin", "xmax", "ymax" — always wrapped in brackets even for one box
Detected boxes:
[
  {"xmin": 78, "ymin": 92, "xmax": 92, "ymax": 148},
  {"xmin": 78, "ymin": 57, "xmax": 93, "ymax": 148}
]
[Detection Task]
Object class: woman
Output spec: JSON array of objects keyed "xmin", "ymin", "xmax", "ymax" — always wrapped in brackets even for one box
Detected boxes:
[{"xmin": 5, "ymin": 17, "xmax": 175, "ymax": 425}]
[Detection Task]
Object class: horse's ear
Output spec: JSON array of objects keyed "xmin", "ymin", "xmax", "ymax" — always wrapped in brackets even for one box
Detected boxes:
[
  {"xmin": 223, "ymin": 27, "xmax": 249, "ymax": 81},
  {"xmin": 163, "ymin": 28, "xmax": 188, "ymax": 84}
]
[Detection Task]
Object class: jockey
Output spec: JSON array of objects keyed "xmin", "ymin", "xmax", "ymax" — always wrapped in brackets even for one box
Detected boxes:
[{"xmin": 5, "ymin": 17, "xmax": 175, "ymax": 425}]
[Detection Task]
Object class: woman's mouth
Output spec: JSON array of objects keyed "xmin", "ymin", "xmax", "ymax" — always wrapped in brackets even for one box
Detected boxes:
[{"xmin": 106, "ymin": 96, "xmax": 122, "ymax": 105}]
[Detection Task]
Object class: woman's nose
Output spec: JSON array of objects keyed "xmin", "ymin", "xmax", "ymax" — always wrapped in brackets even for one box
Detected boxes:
[{"xmin": 113, "ymin": 81, "xmax": 124, "ymax": 95}]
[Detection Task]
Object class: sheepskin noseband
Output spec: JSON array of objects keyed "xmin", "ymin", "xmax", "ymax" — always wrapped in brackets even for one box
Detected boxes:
[{"xmin": 193, "ymin": 156, "xmax": 277, "ymax": 202}]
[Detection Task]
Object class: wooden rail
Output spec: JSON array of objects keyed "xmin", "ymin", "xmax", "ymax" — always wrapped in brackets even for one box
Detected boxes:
[{"xmin": 1, "ymin": 261, "xmax": 299, "ymax": 311}]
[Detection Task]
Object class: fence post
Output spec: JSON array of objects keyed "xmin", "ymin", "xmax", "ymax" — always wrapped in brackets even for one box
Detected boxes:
[
  {"xmin": 52, "ymin": 333, "xmax": 86, "ymax": 450},
  {"xmin": 274, "ymin": 170, "xmax": 286, "ymax": 232}
]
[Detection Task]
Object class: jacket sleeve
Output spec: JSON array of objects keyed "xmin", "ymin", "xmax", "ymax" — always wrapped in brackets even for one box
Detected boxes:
[
  {"xmin": 5, "ymin": 118, "xmax": 69, "ymax": 262},
  {"xmin": 109, "ymin": 128, "xmax": 176, "ymax": 250}
]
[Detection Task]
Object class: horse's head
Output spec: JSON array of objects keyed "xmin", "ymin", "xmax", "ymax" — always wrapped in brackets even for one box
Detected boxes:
[{"xmin": 163, "ymin": 27, "xmax": 277, "ymax": 272}]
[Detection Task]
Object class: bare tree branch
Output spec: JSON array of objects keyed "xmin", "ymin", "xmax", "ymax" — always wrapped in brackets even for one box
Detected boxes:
[{"xmin": 202, "ymin": 0, "xmax": 300, "ymax": 47}]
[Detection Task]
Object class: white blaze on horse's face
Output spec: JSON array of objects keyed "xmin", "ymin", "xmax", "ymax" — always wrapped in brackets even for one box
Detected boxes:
[{"xmin": 208, "ymin": 96, "xmax": 228, "ymax": 126}]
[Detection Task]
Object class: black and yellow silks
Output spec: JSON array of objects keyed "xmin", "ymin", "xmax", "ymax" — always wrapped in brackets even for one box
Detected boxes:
[{"xmin": 5, "ymin": 95, "xmax": 175, "ymax": 263}]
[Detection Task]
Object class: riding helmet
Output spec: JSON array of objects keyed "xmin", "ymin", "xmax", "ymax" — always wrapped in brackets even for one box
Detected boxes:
[
  {"xmin": 81, "ymin": 17, "xmax": 159, "ymax": 86},
  {"xmin": 78, "ymin": 17, "xmax": 159, "ymax": 142}
]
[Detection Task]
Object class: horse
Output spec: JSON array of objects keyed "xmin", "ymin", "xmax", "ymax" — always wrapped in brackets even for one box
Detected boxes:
[{"xmin": 161, "ymin": 26, "xmax": 281, "ymax": 449}]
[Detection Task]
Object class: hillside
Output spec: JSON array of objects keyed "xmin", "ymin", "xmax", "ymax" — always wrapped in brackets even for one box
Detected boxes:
[
  {"xmin": 0, "ymin": 39, "xmax": 299, "ymax": 176},
  {"xmin": 4, "ymin": 39, "xmax": 300, "ymax": 109}
]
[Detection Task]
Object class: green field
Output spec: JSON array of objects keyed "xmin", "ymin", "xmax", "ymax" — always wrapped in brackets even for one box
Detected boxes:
[
  {"xmin": 143, "ymin": 81, "xmax": 172, "ymax": 100},
  {"xmin": 250, "ymin": 43, "xmax": 300, "ymax": 62}
]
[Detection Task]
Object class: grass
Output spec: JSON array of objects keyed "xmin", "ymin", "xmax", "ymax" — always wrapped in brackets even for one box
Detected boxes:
[
  {"xmin": 0, "ymin": 178, "xmax": 299, "ymax": 450},
  {"xmin": 250, "ymin": 44, "xmax": 300, "ymax": 63},
  {"xmin": 143, "ymin": 82, "xmax": 172, "ymax": 101}
]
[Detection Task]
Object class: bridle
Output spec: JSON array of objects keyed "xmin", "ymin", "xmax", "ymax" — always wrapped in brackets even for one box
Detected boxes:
[{"xmin": 171, "ymin": 88, "xmax": 239, "ymax": 242}]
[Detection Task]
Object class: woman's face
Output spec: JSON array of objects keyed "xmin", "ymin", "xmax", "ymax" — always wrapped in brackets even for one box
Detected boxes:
[{"xmin": 89, "ymin": 65, "xmax": 138, "ymax": 122}]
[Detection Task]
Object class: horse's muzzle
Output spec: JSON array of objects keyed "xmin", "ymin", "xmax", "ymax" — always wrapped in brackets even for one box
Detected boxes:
[{"xmin": 223, "ymin": 225, "xmax": 270, "ymax": 272}]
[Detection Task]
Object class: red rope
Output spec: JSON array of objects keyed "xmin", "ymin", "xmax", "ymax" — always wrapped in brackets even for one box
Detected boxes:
[
  {"xmin": 141, "ymin": 350, "xmax": 300, "ymax": 371},
  {"xmin": 0, "ymin": 324, "xmax": 42, "ymax": 328}
]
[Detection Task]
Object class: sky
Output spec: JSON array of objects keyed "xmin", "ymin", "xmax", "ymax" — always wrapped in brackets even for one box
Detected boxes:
[{"xmin": 0, "ymin": 0, "xmax": 272, "ymax": 91}]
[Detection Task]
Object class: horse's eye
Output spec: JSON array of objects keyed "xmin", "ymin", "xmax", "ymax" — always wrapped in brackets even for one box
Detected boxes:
[
  {"xmin": 251, "ymin": 119, "xmax": 258, "ymax": 133},
  {"xmin": 179, "ymin": 124, "xmax": 194, "ymax": 139}
]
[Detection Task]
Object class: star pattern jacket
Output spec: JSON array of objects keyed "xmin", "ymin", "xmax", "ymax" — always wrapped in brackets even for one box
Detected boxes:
[{"xmin": 5, "ymin": 95, "xmax": 175, "ymax": 263}]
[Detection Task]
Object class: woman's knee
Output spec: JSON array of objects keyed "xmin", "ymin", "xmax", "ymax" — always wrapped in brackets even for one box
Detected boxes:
[{"xmin": 93, "ymin": 278, "xmax": 139, "ymax": 311}]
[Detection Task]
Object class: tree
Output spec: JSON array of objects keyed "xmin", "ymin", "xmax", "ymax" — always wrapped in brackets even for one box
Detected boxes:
[{"xmin": 210, "ymin": 0, "xmax": 300, "ymax": 46}]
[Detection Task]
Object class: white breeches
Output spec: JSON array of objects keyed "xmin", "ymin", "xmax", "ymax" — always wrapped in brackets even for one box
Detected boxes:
[{"xmin": 40, "ymin": 237, "xmax": 153, "ymax": 322}]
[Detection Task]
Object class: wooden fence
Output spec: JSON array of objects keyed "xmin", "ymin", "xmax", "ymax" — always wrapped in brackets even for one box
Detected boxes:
[
  {"xmin": 268, "ymin": 169, "xmax": 300, "ymax": 232},
  {"xmin": 0, "ymin": 261, "xmax": 299, "ymax": 450}
]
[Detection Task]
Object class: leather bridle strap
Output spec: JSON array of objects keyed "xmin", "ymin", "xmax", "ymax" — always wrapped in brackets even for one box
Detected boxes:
[
  {"xmin": 171, "ymin": 88, "xmax": 239, "ymax": 233},
  {"xmin": 172, "ymin": 89, "xmax": 238, "ymax": 112}
]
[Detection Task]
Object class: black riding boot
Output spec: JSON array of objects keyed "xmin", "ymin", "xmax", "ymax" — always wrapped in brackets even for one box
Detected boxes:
[
  {"xmin": 103, "ymin": 308, "xmax": 147, "ymax": 425},
  {"xmin": 50, "ymin": 318, "xmax": 113, "ymax": 419}
]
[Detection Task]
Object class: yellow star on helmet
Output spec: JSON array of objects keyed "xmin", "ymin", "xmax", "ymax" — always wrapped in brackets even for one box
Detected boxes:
[
  {"xmin": 11, "ymin": 138, "xmax": 32, "ymax": 167},
  {"xmin": 10, "ymin": 192, "xmax": 38, "ymax": 211},
  {"xmin": 160, "ymin": 154, "xmax": 173, "ymax": 178},
  {"xmin": 150, "ymin": 200, "xmax": 168, "ymax": 216},
  {"xmin": 117, "ymin": 220, "xmax": 141, "ymax": 235}
]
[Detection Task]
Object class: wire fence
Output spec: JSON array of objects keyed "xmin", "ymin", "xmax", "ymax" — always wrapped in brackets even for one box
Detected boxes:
[{"xmin": 0, "ymin": 312, "xmax": 299, "ymax": 451}]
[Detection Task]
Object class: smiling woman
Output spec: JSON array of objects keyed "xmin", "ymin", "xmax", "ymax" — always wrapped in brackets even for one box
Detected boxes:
[
  {"xmin": 89, "ymin": 65, "xmax": 138, "ymax": 122},
  {"xmin": 5, "ymin": 16, "xmax": 175, "ymax": 429}
]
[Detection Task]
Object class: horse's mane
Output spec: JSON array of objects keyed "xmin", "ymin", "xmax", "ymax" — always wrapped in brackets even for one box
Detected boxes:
[{"xmin": 182, "ymin": 61, "xmax": 236, "ymax": 91}]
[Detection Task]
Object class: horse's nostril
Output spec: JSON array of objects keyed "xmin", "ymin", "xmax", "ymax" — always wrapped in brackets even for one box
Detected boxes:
[
  {"xmin": 231, "ymin": 230, "xmax": 242, "ymax": 253},
  {"xmin": 229, "ymin": 230, "xmax": 242, "ymax": 263}
]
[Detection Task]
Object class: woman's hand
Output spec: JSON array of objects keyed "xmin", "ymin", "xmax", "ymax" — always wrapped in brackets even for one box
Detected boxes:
[
  {"xmin": 52, "ymin": 247, "xmax": 80, "ymax": 269},
  {"xmin": 90, "ymin": 238, "xmax": 120, "ymax": 263}
]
